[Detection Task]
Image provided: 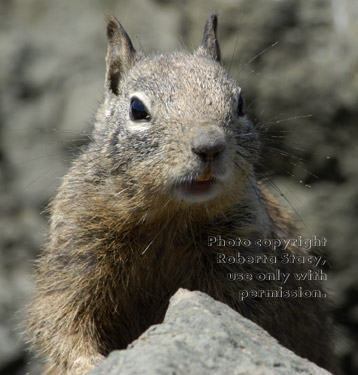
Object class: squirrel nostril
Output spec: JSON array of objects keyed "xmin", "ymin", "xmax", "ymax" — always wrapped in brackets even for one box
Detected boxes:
[{"xmin": 213, "ymin": 151, "xmax": 221, "ymax": 159}]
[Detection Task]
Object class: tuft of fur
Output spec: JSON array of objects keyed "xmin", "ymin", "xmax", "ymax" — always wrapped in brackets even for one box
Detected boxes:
[{"xmin": 27, "ymin": 14, "xmax": 337, "ymax": 375}]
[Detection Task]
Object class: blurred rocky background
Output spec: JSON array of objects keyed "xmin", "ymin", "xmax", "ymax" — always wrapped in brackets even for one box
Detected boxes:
[{"xmin": 0, "ymin": 0, "xmax": 357, "ymax": 374}]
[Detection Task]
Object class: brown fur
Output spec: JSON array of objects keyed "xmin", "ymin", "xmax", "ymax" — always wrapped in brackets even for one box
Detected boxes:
[{"xmin": 27, "ymin": 14, "xmax": 337, "ymax": 374}]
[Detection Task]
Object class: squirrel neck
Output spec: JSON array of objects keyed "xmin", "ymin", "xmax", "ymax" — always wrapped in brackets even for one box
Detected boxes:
[{"xmin": 91, "ymin": 175, "xmax": 272, "ymax": 245}]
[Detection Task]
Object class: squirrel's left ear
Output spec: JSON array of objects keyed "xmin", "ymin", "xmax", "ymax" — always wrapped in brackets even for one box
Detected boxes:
[
  {"xmin": 105, "ymin": 16, "xmax": 136, "ymax": 95},
  {"xmin": 195, "ymin": 13, "xmax": 221, "ymax": 62}
]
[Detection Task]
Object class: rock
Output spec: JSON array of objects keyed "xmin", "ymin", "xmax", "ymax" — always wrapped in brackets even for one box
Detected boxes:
[{"xmin": 90, "ymin": 289, "xmax": 331, "ymax": 375}]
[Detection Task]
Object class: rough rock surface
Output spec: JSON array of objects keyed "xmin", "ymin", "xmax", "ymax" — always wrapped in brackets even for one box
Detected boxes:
[
  {"xmin": 90, "ymin": 289, "xmax": 331, "ymax": 375},
  {"xmin": 0, "ymin": 1, "xmax": 357, "ymax": 374}
]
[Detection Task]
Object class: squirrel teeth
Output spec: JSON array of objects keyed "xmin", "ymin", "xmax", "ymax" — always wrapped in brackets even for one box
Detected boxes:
[{"xmin": 197, "ymin": 170, "xmax": 212, "ymax": 182}]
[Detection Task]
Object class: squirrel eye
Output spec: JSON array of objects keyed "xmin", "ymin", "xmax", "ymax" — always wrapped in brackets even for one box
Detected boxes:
[
  {"xmin": 237, "ymin": 93, "xmax": 245, "ymax": 117},
  {"xmin": 130, "ymin": 98, "xmax": 151, "ymax": 121}
]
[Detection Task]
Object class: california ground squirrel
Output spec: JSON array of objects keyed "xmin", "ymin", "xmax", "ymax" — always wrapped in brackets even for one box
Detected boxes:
[{"xmin": 27, "ymin": 13, "xmax": 337, "ymax": 375}]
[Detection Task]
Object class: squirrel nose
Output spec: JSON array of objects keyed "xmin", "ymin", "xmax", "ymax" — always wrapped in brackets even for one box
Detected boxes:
[{"xmin": 191, "ymin": 128, "xmax": 226, "ymax": 162}]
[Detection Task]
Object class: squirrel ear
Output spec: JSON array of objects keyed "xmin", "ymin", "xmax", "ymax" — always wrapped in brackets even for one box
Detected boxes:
[
  {"xmin": 105, "ymin": 16, "xmax": 136, "ymax": 95},
  {"xmin": 196, "ymin": 13, "xmax": 221, "ymax": 62}
]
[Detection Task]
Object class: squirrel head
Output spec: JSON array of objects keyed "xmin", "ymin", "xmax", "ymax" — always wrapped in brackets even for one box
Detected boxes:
[{"xmin": 95, "ymin": 14, "xmax": 261, "ymax": 213}]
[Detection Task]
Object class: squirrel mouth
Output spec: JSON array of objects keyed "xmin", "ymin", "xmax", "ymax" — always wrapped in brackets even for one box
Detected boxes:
[
  {"xmin": 185, "ymin": 178, "xmax": 216, "ymax": 195},
  {"xmin": 179, "ymin": 170, "xmax": 219, "ymax": 201}
]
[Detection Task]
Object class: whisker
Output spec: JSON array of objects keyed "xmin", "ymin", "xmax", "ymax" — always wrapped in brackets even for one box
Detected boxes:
[
  {"xmin": 235, "ymin": 41, "xmax": 279, "ymax": 79},
  {"xmin": 228, "ymin": 34, "xmax": 239, "ymax": 75},
  {"xmin": 260, "ymin": 173, "xmax": 309, "ymax": 232}
]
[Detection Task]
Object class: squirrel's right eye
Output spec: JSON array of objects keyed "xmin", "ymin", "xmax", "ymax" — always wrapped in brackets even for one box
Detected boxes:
[
  {"xmin": 130, "ymin": 99, "xmax": 151, "ymax": 121},
  {"xmin": 237, "ymin": 93, "xmax": 245, "ymax": 117}
]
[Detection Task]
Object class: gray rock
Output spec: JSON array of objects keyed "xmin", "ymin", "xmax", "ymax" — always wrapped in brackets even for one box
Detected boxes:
[{"xmin": 91, "ymin": 289, "xmax": 331, "ymax": 375}]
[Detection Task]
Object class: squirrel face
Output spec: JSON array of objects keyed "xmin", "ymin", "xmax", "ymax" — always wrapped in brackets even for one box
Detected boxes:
[{"xmin": 97, "ymin": 15, "xmax": 260, "ymax": 208}]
